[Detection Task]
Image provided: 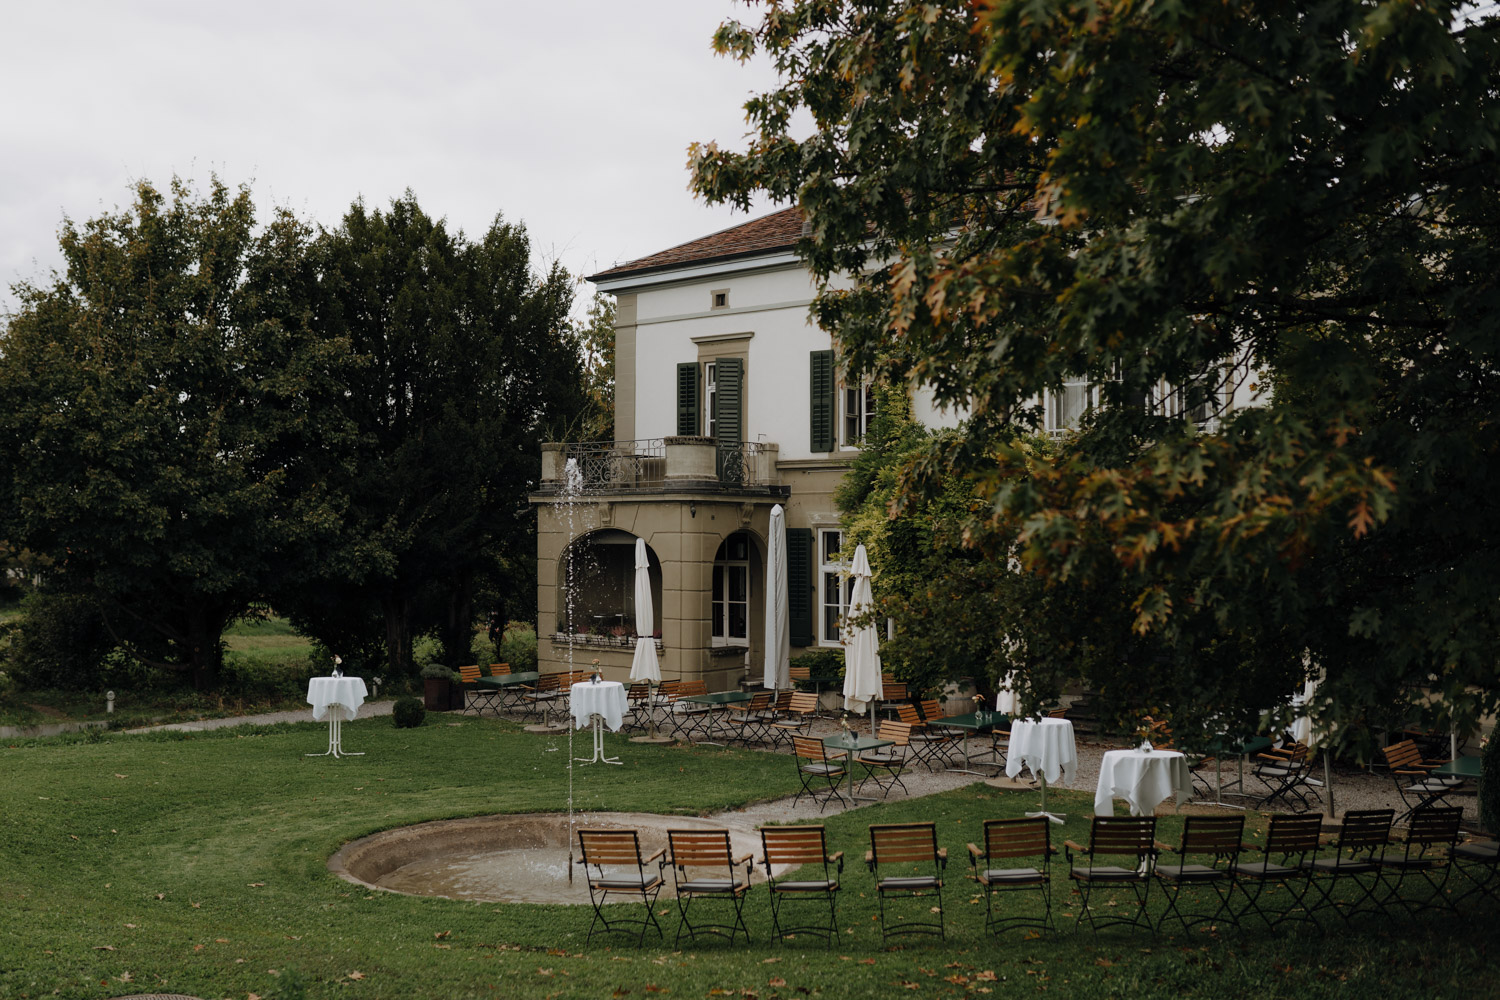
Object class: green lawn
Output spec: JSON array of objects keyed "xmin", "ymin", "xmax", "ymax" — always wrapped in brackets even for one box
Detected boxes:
[{"xmin": 1, "ymin": 718, "xmax": 1494, "ymax": 1000}]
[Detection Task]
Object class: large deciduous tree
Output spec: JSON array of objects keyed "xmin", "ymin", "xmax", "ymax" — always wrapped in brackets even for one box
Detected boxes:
[
  {"xmin": 692, "ymin": 1, "xmax": 1500, "ymax": 751},
  {"xmin": 286, "ymin": 194, "xmax": 585, "ymax": 679},
  {"xmin": 0, "ymin": 178, "xmax": 347, "ymax": 687}
]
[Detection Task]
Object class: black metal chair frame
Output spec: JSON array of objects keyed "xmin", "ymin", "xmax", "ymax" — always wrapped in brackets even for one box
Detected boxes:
[
  {"xmin": 456, "ymin": 665, "xmax": 503, "ymax": 716},
  {"xmin": 792, "ymin": 736, "xmax": 849, "ymax": 812},
  {"xmin": 896, "ymin": 704, "xmax": 955, "ymax": 771},
  {"xmin": 1379, "ymin": 740, "xmax": 1466, "ymax": 824},
  {"xmin": 760, "ymin": 825, "xmax": 844, "ymax": 946},
  {"xmin": 1066, "ymin": 816, "xmax": 1158, "ymax": 935},
  {"xmin": 968, "ymin": 817, "xmax": 1053, "ymax": 936},
  {"xmin": 1374, "ymin": 805, "xmax": 1463, "ymax": 919},
  {"xmin": 856, "ymin": 721, "xmax": 911, "ymax": 800},
  {"xmin": 867, "ymin": 822, "xmax": 948, "ymax": 940},
  {"xmin": 1154, "ymin": 814, "xmax": 1244, "ymax": 933},
  {"xmin": 1231, "ymin": 813, "xmax": 1324, "ymax": 930},
  {"xmin": 1301, "ymin": 808, "xmax": 1394, "ymax": 926},
  {"xmin": 1253, "ymin": 743, "xmax": 1314, "ymax": 811},
  {"xmin": 1451, "ymin": 838, "xmax": 1499, "ymax": 911},
  {"xmin": 665, "ymin": 829, "xmax": 754, "ymax": 945},
  {"xmin": 726, "ymin": 691, "xmax": 774, "ymax": 746},
  {"xmin": 575, "ymin": 829, "xmax": 666, "ymax": 946}
]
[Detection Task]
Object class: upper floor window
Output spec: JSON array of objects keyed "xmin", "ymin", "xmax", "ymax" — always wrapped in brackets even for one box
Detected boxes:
[
  {"xmin": 817, "ymin": 528, "xmax": 852, "ymax": 647},
  {"xmin": 843, "ymin": 378, "xmax": 876, "ymax": 447},
  {"xmin": 1044, "ymin": 376, "xmax": 1099, "ymax": 435},
  {"xmin": 703, "ymin": 361, "xmax": 718, "ymax": 438}
]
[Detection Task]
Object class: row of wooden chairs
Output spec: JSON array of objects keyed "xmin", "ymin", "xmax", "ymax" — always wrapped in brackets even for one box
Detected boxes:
[{"xmin": 575, "ymin": 822, "xmax": 946, "ymax": 947}]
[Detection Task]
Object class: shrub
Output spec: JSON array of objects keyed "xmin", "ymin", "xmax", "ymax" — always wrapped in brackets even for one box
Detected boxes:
[
  {"xmin": 494, "ymin": 621, "xmax": 538, "ymax": 673},
  {"xmin": 392, "ymin": 696, "xmax": 426, "ymax": 729},
  {"xmin": 7, "ymin": 591, "xmax": 118, "ymax": 689},
  {"xmin": 792, "ymin": 647, "xmax": 845, "ymax": 681}
]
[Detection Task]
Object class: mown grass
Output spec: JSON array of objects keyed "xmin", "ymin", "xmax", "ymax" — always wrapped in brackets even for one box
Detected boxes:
[{"xmin": 1, "ymin": 718, "xmax": 1494, "ymax": 1000}]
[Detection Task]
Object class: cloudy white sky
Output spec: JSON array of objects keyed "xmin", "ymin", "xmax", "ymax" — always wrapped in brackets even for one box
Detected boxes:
[{"xmin": 0, "ymin": 0, "xmax": 784, "ymax": 315}]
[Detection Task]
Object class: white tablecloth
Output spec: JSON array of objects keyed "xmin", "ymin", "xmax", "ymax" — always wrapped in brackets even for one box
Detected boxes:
[
  {"xmin": 1095, "ymin": 748, "xmax": 1190, "ymax": 816},
  {"xmin": 307, "ymin": 676, "xmax": 368, "ymax": 722},
  {"xmin": 1005, "ymin": 718, "xmax": 1077, "ymax": 785},
  {"xmin": 570, "ymin": 680, "xmax": 627, "ymax": 732}
]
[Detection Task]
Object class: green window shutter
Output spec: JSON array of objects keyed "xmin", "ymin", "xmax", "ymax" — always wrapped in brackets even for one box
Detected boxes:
[
  {"xmin": 676, "ymin": 362, "xmax": 699, "ymax": 436},
  {"xmin": 787, "ymin": 527, "xmax": 813, "ymax": 646},
  {"xmin": 809, "ymin": 350, "xmax": 835, "ymax": 451},
  {"xmin": 713, "ymin": 357, "xmax": 743, "ymax": 446}
]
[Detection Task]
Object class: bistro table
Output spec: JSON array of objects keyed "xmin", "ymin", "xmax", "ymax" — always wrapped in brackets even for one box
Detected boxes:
[
  {"xmin": 822, "ymin": 731, "xmax": 895, "ymax": 803},
  {"xmin": 678, "ymin": 690, "xmax": 753, "ymax": 744},
  {"xmin": 570, "ymin": 679, "xmax": 627, "ymax": 765},
  {"xmin": 306, "ymin": 675, "xmax": 368, "ymax": 758},
  {"xmin": 935, "ymin": 711, "xmax": 1008, "ymax": 776},
  {"xmin": 1095, "ymin": 747, "xmax": 1191, "ymax": 816},
  {"xmin": 1198, "ymin": 735, "xmax": 1274, "ymax": 807},
  {"xmin": 1006, "ymin": 718, "xmax": 1077, "ymax": 824},
  {"xmin": 476, "ymin": 670, "xmax": 540, "ymax": 714}
]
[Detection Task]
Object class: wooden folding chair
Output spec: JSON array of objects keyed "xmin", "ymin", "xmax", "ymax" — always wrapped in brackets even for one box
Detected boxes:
[
  {"xmin": 665, "ymin": 829, "xmax": 754, "ymax": 945},
  {"xmin": 876, "ymin": 678, "xmax": 909, "ymax": 721},
  {"xmin": 855, "ymin": 720, "xmax": 911, "ymax": 799},
  {"xmin": 623, "ymin": 682, "xmax": 652, "ymax": 731},
  {"xmin": 1301, "ymin": 808, "xmax": 1393, "ymax": 925},
  {"xmin": 1066, "ymin": 816, "xmax": 1158, "ymax": 934},
  {"xmin": 1374, "ymin": 805, "xmax": 1463, "ymax": 918},
  {"xmin": 1231, "ymin": 812, "xmax": 1323, "ymax": 930},
  {"xmin": 767, "ymin": 691, "xmax": 819, "ymax": 746},
  {"xmin": 760, "ymin": 825, "xmax": 843, "ymax": 945},
  {"xmin": 521, "ymin": 672, "xmax": 565, "ymax": 724},
  {"xmin": 1378, "ymin": 740, "xmax": 1466, "ymax": 823},
  {"xmin": 791, "ymin": 735, "xmax": 848, "ymax": 812},
  {"xmin": 726, "ymin": 691, "xmax": 774, "ymax": 746},
  {"xmin": 575, "ymin": 829, "xmax": 666, "ymax": 945},
  {"xmin": 867, "ymin": 822, "xmax": 947, "ymax": 940},
  {"xmin": 666, "ymin": 681, "xmax": 713, "ymax": 740},
  {"xmin": 486, "ymin": 662, "xmax": 522, "ymax": 713},
  {"xmin": 1154, "ymin": 814, "xmax": 1244, "ymax": 932},
  {"xmin": 896, "ymin": 703, "xmax": 954, "ymax": 771},
  {"xmin": 789, "ymin": 663, "xmax": 830, "ymax": 715},
  {"xmin": 968, "ymin": 817, "xmax": 1053, "ymax": 936},
  {"xmin": 1252, "ymin": 741, "xmax": 1314, "ymax": 811},
  {"xmin": 456, "ymin": 664, "xmax": 500, "ymax": 715}
]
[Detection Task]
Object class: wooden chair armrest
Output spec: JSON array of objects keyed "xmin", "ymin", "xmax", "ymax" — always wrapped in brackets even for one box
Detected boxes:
[
  {"xmin": 645, "ymin": 847, "xmax": 666, "ymax": 864},
  {"xmin": 1064, "ymin": 840, "xmax": 1088, "ymax": 853},
  {"xmin": 734, "ymin": 853, "xmax": 754, "ymax": 866},
  {"xmin": 864, "ymin": 850, "xmax": 875, "ymax": 871},
  {"xmin": 937, "ymin": 847, "xmax": 948, "ymax": 861},
  {"xmin": 967, "ymin": 843, "xmax": 982, "ymax": 860},
  {"xmin": 828, "ymin": 851, "xmax": 844, "ymax": 863}
]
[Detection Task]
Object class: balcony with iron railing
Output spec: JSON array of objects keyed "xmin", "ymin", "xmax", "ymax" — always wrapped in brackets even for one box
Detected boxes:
[{"xmin": 537, "ymin": 437, "xmax": 787, "ymax": 497}]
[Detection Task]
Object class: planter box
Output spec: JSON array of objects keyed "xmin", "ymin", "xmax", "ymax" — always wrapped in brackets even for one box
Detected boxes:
[{"xmin": 424, "ymin": 677, "xmax": 459, "ymax": 712}]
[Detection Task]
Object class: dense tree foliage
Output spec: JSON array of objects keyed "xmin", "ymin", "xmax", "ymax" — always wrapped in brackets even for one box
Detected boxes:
[
  {"xmin": 283, "ymin": 194, "xmax": 585, "ymax": 679},
  {"xmin": 0, "ymin": 180, "xmax": 349, "ymax": 686},
  {"xmin": 693, "ymin": 1, "xmax": 1500, "ymax": 751}
]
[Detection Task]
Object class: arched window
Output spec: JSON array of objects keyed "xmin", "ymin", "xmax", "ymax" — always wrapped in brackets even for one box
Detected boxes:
[{"xmin": 711, "ymin": 532, "xmax": 751, "ymax": 646}]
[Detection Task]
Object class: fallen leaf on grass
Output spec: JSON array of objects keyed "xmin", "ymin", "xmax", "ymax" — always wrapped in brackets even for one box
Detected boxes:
[
  {"xmin": 769, "ymin": 977, "xmax": 786, "ymax": 988},
  {"xmin": 193, "ymin": 945, "xmax": 204, "ymax": 952},
  {"xmin": 644, "ymin": 985, "xmax": 667, "ymax": 993},
  {"xmin": 93, "ymin": 945, "xmax": 115, "ymax": 951},
  {"xmin": 433, "ymin": 943, "xmax": 451, "ymax": 949},
  {"xmin": 348, "ymin": 971, "xmax": 366, "ymax": 980},
  {"xmin": 117, "ymin": 972, "xmax": 133, "ymax": 982},
  {"xmin": 761, "ymin": 957, "xmax": 781, "ymax": 964},
  {"xmin": 858, "ymin": 959, "xmax": 876, "ymax": 966},
  {"xmin": 247, "ymin": 882, "xmax": 265, "ymax": 888},
  {"xmin": 1095, "ymin": 959, "xmax": 1114, "ymax": 968},
  {"xmin": 216, "ymin": 938, "xmax": 229, "ymax": 944},
  {"xmin": 435, "ymin": 930, "xmax": 452, "ymax": 939}
]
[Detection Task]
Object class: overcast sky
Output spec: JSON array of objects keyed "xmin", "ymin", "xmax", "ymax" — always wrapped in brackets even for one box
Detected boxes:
[{"xmin": 0, "ymin": 0, "xmax": 783, "ymax": 316}]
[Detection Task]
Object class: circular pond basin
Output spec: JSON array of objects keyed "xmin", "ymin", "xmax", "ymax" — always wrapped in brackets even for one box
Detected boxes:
[{"xmin": 330, "ymin": 812, "xmax": 772, "ymax": 905}]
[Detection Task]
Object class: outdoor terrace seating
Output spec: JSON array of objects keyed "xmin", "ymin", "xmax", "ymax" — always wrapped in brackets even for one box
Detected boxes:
[
  {"xmin": 867, "ymin": 822, "xmax": 947, "ymax": 940},
  {"xmin": 1375, "ymin": 805, "xmax": 1464, "ymax": 918},
  {"xmin": 1232, "ymin": 812, "xmax": 1324, "ymax": 930},
  {"xmin": 968, "ymin": 817, "xmax": 1053, "ymax": 936},
  {"xmin": 665, "ymin": 829, "xmax": 754, "ymax": 945},
  {"xmin": 1154, "ymin": 815, "xmax": 1243, "ymax": 932},
  {"xmin": 760, "ymin": 825, "xmax": 843, "ymax": 945},
  {"xmin": 1066, "ymin": 816, "xmax": 1158, "ymax": 935},
  {"xmin": 1378, "ymin": 739, "xmax": 1465, "ymax": 823},
  {"xmin": 575, "ymin": 829, "xmax": 666, "ymax": 945}
]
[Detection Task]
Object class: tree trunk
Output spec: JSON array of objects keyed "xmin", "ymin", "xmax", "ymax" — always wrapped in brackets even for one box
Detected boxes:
[
  {"xmin": 381, "ymin": 594, "xmax": 414, "ymax": 679},
  {"xmin": 186, "ymin": 604, "xmax": 233, "ymax": 691},
  {"xmin": 441, "ymin": 570, "xmax": 476, "ymax": 666}
]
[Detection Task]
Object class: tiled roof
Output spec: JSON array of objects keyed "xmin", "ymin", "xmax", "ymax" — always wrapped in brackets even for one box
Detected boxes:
[{"xmin": 589, "ymin": 206, "xmax": 804, "ymax": 282}]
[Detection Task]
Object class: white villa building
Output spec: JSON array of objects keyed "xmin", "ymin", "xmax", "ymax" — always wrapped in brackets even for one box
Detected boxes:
[{"xmin": 531, "ymin": 207, "xmax": 1254, "ymax": 689}]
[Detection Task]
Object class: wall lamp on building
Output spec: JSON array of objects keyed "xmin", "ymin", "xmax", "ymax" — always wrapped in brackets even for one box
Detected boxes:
[{"xmin": 690, "ymin": 502, "xmax": 697, "ymax": 518}]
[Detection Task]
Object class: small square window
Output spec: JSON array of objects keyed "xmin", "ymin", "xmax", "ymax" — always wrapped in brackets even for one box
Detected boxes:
[{"xmin": 711, "ymin": 289, "xmax": 729, "ymax": 309}]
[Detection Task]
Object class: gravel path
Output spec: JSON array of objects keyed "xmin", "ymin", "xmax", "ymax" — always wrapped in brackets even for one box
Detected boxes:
[{"xmin": 124, "ymin": 700, "xmax": 1483, "ymax": 832}]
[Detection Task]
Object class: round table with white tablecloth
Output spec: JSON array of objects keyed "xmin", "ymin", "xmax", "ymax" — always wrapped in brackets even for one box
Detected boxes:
[
  {"xmin": 570, "ymin": 679, "xmax": 627, "ymax": 765},
  {"xmin": 1005, "ymin": 718, "xmax": 1077, "ymax": 785},
  {"xmin": 305, "ymin": 676, "xmax": 368, "ymax": 757},
  {"xmin": 1095, "ymin": 748, "xmax": 1191, "ymax": 816}
]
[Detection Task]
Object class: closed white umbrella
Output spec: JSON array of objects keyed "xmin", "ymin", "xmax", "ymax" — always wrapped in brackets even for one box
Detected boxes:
[
  {"xmin": 763, "ymin": 505, "xmax": 790, "ymax": 690},
  {"xmin": 1292, "ymin": 669, "xmax": 1335, "ymax": 816},
  {"xmin": 995, "ymin": 671, "xmax": 1020, "ymax": 717},
  {"xmin": 842, "ymin": 543, "xmax": 882, "ymax": 730},
  {"xmin": 629, "ymin": 538, "xmax": 660, "ymax": 684}
]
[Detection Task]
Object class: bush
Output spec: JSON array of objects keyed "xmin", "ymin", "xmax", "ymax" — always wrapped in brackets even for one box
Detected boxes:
[
  {"xmin": 494, "ymin": 621, "xmax": 538, "ymax": 673},
  {"xmin": 392, "ymin": 696, "xmax": 426, "ymax": 729},
  {"xmin": 792, "ymin": 647, "xmax": 845, "ymax": 681},
  {"xmin": 7, "ymin": 591, "xmax": 120, "ymax": 689}
]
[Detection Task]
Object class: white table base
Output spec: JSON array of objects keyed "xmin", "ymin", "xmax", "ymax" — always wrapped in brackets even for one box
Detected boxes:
[
  {"xmin": 306, "ymin": 714, "xmax": 364, "ymax": 758},
  {"xmin": 575, "ymin": 714, "xmax": 622, "ymax": 765}
]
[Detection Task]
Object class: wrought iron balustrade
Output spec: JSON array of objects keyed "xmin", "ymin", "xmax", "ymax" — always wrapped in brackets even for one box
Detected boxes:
[{"xmin": 562, "ymin": 439, "xmax": 667, "ymax": 491}]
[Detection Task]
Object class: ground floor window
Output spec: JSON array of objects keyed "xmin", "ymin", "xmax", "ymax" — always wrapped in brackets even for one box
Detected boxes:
[
  {"xmin": 818, "ymin": 528, "xmax": 852, "ymax": 646},
  {"xmin": 712, "ymin": 532, "xmax": 750, "ymax": 646}
]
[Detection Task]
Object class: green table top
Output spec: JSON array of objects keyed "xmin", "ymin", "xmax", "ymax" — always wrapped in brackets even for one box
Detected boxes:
[
  {"xmin": 822, "ymin": 734, "xmax": 894, "ymax": 753},
  {"xmin": 1200, "ymin": 735, "xmax": 1275, "ymax": 756},
  {"xmin": 475, "ymin": 671, "xmax": 540, "ymax": 689},
  {"xmin": 936, "ymin": 712, "xmax": 1008, "ymax": 733},
  {"xmin": 681, "ymin": 691, "xmax": 754, "ymax": 706},
  {"xmin": 1433, "ymin": 756, "xmax": 1482, "ymax": 779}
]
